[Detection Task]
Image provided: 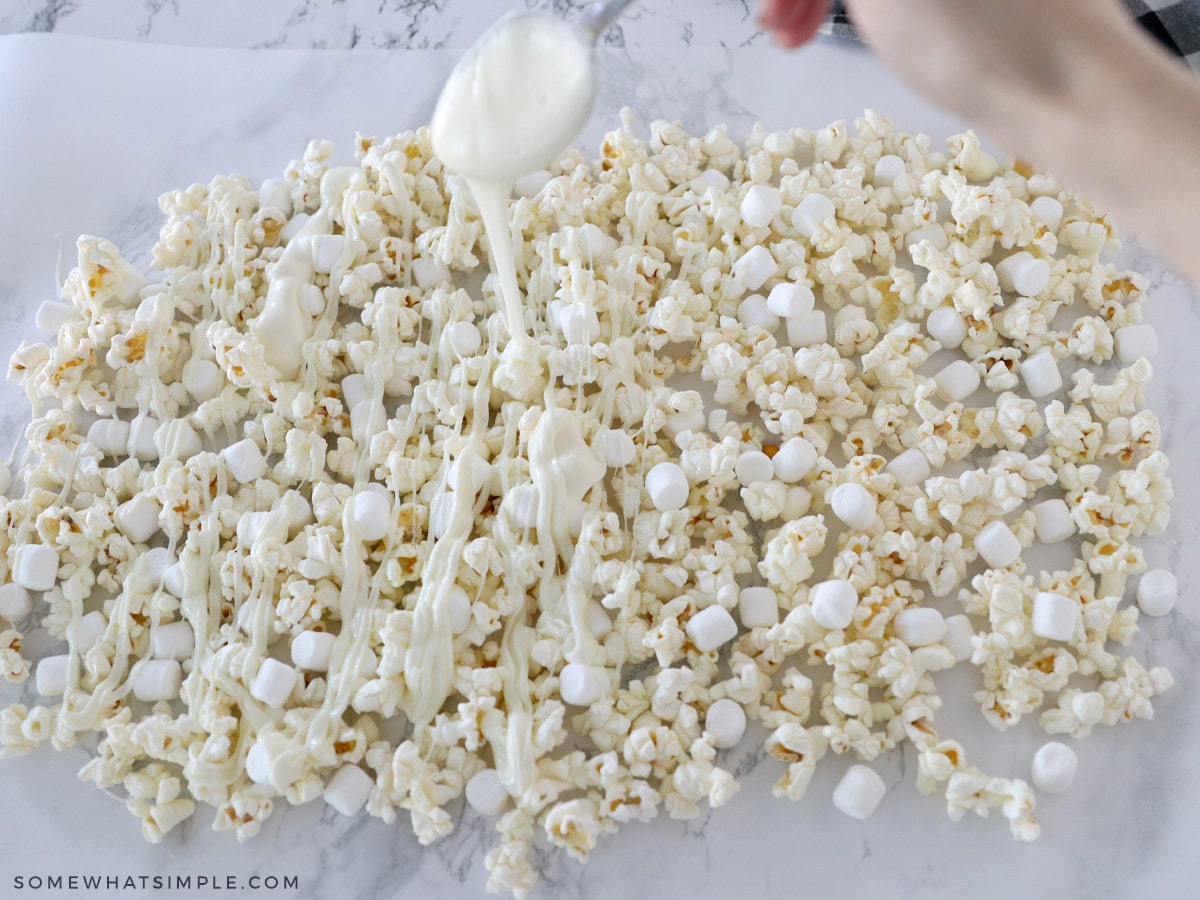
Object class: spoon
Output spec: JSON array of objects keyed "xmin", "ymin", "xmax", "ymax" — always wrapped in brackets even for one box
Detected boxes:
[{"xmin": 580, "ymin": 0, "xmax": 638, "ymax": 41}]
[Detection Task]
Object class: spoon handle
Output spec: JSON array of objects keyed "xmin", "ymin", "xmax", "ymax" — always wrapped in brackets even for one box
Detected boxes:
[{"xmin": 580, "ymin": 0, "xmax": 637, "ymax": 41}]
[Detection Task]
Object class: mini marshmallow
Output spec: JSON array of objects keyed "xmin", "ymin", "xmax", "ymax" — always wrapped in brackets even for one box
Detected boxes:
[
  {"xmin": 412, "ymin": 256, "xmax": 451, "ymax": 289},
  {"xmin": 1136, "ymin": 569, "xmax": 1177, "ymax": 617},
  {"xmin": 705, "ymin": 698, "xmax": 747, "ymax": 750},
  {"xmin": 128, "ymin": 416, "xmax": 159, "ymax": 461},
  {"xmin": 152, "ymin": 620, "xmax": 194, "ymax": 661},
  {"xmin": 155, "ymin": 421, "xmax": 202, "ymax": 461},
  {"xmin": 310, "ymin": 234, "xmax": 347, "ymax": 275},
  {"xmin": 249, "ymin": 658, "xmax": 298, "ymax": 708},
  {"xmin": 811, "ymin": 580, "xmax": 859, "ymax": 630},
  {"xmin": 184, "ymin": 359, "xmax": 222, "ymax": 403},
  {"xmin": 446, "ymin": 320, "xmax": 483, "ymax": 356},
  {"xmin": 87, "ymin": 419, "xmax": 131, "ymax": 457},
  {"xmin": 926, "ymin": 306, "xmax": 967, "ymax": 349},
  {"xmin": 280, "ymin": 213, "xmax": 310, "ymax": 243},
  {"xmin": 766, "ymin": 282, "xmax": 815, "ymax": 318},
  {"xmin": 222, "ymin": 438, "xmax": 267, "ymax": 484},
  {"xmin": 736, "ymin": 294, "xmax": 780, "ymax": 332},
  {"xmin": 70, "ymin": 610, "xmax": 107, "ymax": 653},
  {"xmin": 773, "ymin": 437, "xmax": 818, "ymax": 483},
  {"xmin": 786, "ymin": 310, "xmax": 828, "ymax": 348},
  {"xmin": 894, "ymin": 608, "xmax": 946, "ymax": 647},
  {"xmin": 513, "ymin": 168, "xmax": 552, "ymax": 198},
  {"xmin": 36, "ymin": 654, "xmax": 70, "ymax": 696},
  {"xmin": 599, "ymin": 429, "xmax": 636, "ymax": 468},
  {"xmin": 298, "ymin": 283, "xmax": 325, "ymax": 316},
  {"xmin": 292, "ymin": 630, "xmax": 337, "ymax": 672},
  {"xmin": 324, "ymin": 765, "xmax": 375, "ymax": 816},
  {"xmin": 735, "ymin": 451, "xmax": 775, "ymax": 487},
  {"xmin": 791, "ymin": 193, "xmax": 836, "ymax": 239},
  {"xmin": 258, "ymin": 177, "xmax": 293, "ymax": 216},
  {"xmin": 995, "ymin": 251, "xmax": 1050, "ymax": 297},
  {"xmin": 351, "ymin": 490, "xmax": 391, "ymax": 542},
  {"xmin": 975, "ymin": 520, "xmax": 1022, "ymax": 569},
  {"xmin": 342, "ymin": 373, "xmax": 366, "ymax": 410},
  {"xmin": 587, "ymin": 601, "xmax": 613, "ymax": 638},
  {"xmin": 942, "ymin": 614, "xmax": 976, "ymax": 663},
  {"xmin": 13, "ymin": 545, "xmax": 59, "ymax": 592},
  {"xmin": 832, "ymin": 764, "xmax": 887, "ymax": 820},
  {"xmin": 1032, "ymin": 498, "xmax": 1075, "ymax": 544},
  {"xmin": 506, "ymin": 484, "xmax": 539, "ymax": 530},
  {"xmin": 741, "ymin": 184, "xmax": 782, "ymax": 229},
  {"xmin": 1020, "ymin": 350, "xmax": 1062, "ymax": 398},
  {"xmin": 445, "ymin": 584, "xmax": 473, "ymax": 634},
  {"xmin": 1030, "ymin": 196, "xmax": 1064, "ymax": 232},
  {"xmin": 830, "ymin": 482, "xmax": 877, "ymax": 530},
  {"xmin": 350, "ymin": 399, "xmax": 386, "ymax": 443},
  {"xmin": 466, "ymin": 768, "xmax": 510, "ymax": 816},
  {"xmin": 1032, "ymin": 592, "xmax": 1079, "ymax": 642},
  {"xmin": 665, "ymin": 409, "xmax": 705, "ymax": 439},
  {"xmin": 560, "ymin": 303, "xmax": 601, "ymax": 345},
  {"xmin": 116, "ymin": 495, "xmax": 161, "ymax": 544},
  {"xmin": 646, "ymin": 461, "xmax": 689, "ymax": 511},
  {"xmin": 35, "ymin": 300, "xmax": 72, "ymax": 335},
  {"xmin": 0, "ymin": 584, "xmax": 32, "ymax": 621},
  {"xmin": 934, "ymin": 360, "xmax": 981, "ymax": 403},
  {"xmin": 905, "ymin": 223, "xmax": 948, "ymax": 252},
  {"xmin": 685, "ymin": 605, "xmax": 739, "ymax": 652},
  {"xmin": 732, "ymin": 245, "xmax": 777, "ymax": 291},
  {"xmin": 886, "ymin": 449, "xmax": 930, "ymax": 487},
  {"xmin": 1114, "ymin": 323, "xmax": 1158, "ymax": 364},
  {"xmin": 559, "ymin": 663, "xmax": 607, "ymax": 706},
  {"xmin": 873, "ymin": 154, "xmax": 906, "ymax": 186},
  {"xmin": 1030, "ymin": 741, "xmax": 1077, "ymax": 794},
  {"xmin": 245, "ymin": 742, "xmax": 272, "ymax": 786},
  {"xmin": 131, "ymin": 659, "xmax": 183, "ymax": 702},
  {"xmin": 738, "ymin": 586, "xmax": 778, "ymax": 628}
]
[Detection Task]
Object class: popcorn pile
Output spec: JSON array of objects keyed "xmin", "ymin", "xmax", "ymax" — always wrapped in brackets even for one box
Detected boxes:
[{"xmin": 0, "ymin": 111, "xmax": 1176, "ymax": 896}]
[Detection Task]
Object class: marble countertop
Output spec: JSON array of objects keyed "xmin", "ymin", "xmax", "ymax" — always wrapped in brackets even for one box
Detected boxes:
[{"xmin": 0, "ymin": 5, "xmax": 1198, "ymax": 900}]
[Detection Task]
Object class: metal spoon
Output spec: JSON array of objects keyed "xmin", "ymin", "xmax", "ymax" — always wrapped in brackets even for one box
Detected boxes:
[{"xmin": 580, "ymin": 0, "xmax": 638, "ymax": 41}]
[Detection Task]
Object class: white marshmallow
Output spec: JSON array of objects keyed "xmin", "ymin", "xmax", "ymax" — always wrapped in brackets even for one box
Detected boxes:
[
  {"xmin": 245, "ymin": 742, "xmax": 272, "ymax": 786},
  {"xmin": 13, "ymin": 545, "xmax": 59, "ymax": 592},
  {"xmin": 275, "ymin": 490, "xmax": 314, "ymax": 536},
  {"xmin": 738, "ymin": 586, "xmax": 778, "ymax": 628},
  {"xmin": 1030, "ymin": 741, "xmax": 1077, "ymax": 794},
  {"xmin": 131, "ymin": 659, "xmax": 182, "ymax": 702},
  {"xmin": 36, "ymin": 654, "xmax": 70, "ymax": 696},
  {"xmin": 646, "ymin": 461, "xmax": 689, "ymax": 511},
  {"xmin": 87, "ymin": 419, "xmax": 131, "ymax": 457},
  {"xmin": 811, "ymin": 580, "xmax": 859, "ymax": 630},
  {"xmin": 506, "ymin": 484, "xmax": 539, "ymax": 530},
  {"xmin": 664, "ymin": 409, "xmax": 705, "ymax": 440},
  {"xmin": 741, "ymin": 184, "xmax": 782, "ymax": 229},
  {"xmin": 926, "ymin": 306, "xmax": 967, "ymax": 349},
  {"xmin": 310, "ymin": 234, "xmax": 347, "ymax": 275},
  {"xmin": 832, "ymin": 765, "xmax": 887, "ymax": 820},
  {"xmin": 412, "ymin": 256, "xmax": 451, "ymax": 289},
  {"xmin": 587, "ymin": 601, "xmax": 613, "ymax": 638},
  {"xmin": 513, "ymin": 168, "xmax": 552, "ymax": 198},
  {"xmin": 873, "ymin": 154, "xmax": 906, "ymax": 186},
  {"xmin": 350, "ymin": 400, "xmax": 386, "ymax": 443},
  {"xmin": 324, "ymin": 765, "xmax": 375, "ymax": 816},
  {"xmin": 292, "ymin": 630, "xmax": 338, "ymax": 672},
  {"xmin": 766, "ymin": 282, "xmax": 815, "ymax": 318},
  {"xmin": 465, "ymin": 768, "xmax": 510, "ymax": 816},
  {"xmin": 70, "ymin": 610, "xmax": 107, "ymax": 653},
  {"xmin": 35, "ymin": 300, "xmax": 72, "ymax": 335},
  {"xmin": 116, "ymin": 495, "xmax": 161, "ymax": 544},
  {"xmin": 298, "ymin": 283, "xmax": 325, "ymax": 316},
  {"xmin": 736, "ymin": 293, "xmax": 780, "ymax": 332},
  {"xmin": 785, "ymin": 310, "xmax": 828, "ymax": 348},
  {"xmin": 127, "ymin": 415, "xmax": 160, "ymax": 461},
  {"xmin": 685, "ymin": 605, "xmax": 739, "ymax": 652},
  {"xmin": 933, "ymin": 360, "xmax": 981, "ymax": 403},
  {"xmin": 350, "ymin": 490, "xmax": 391, "ymax": 542},
  {"xmin": 222, "ymin": 438, "xmax": 267, "ymax": 484},
  {"xmin": 184, "ymin": 359, "xmax": 222, "ymax": 402},
  {"xmin": 446, "ymin": 320, "xmax": 482, "ymax": 356},
  {"xmin": 942, "ymin": 614, "xmax": 976, "ymax": 663},
  {"xmin": 445, "ymin": 584, "xmax": 473, "ymax": 634},
  {"xmin": 1032, "ymin": 498, "xmax": 1075, "ymax": 544},
  {"xmin": 885, "ymin": 448, "xmax": 930, "ymax": 487},
  {"xmin": 1136, "ymin": 569, "xmax": 1177, "ymax": 617},
  {"xmin": 155, "ymin": 421, "xmax": 202, "ymax": 461},
  {"xmin": 162, "ymin": 562, "xmax": 188, "ymax": 599},
  {"xmin": 0, "ymin": 583, "xmax": 32, "ymax": 621},
  {"xmin": 894, "ymin": 608, "xmax": 946, "ymax": 647},
  {"xmin": 279, "ymin": 213, "xmax": 310, "ymax": 243},
  {"xmin": 341, "ymin": 373, "xmax": 366, "ymax": 410},
  {"xmin": 249, "ymin": 658, "xmax": 298, "ymax": 708},
  {"xmin": 830, "ymin": 482, "xmax": 877, "ymax": 530},
  {"xmin": 735, "ymin": 451, "xmax": 775, "ymax": 487},
  {"xmin": 905, "ymin": 223, "xmax": 948, "ymax": 252},
  {"xmin": 995, "ymin": 251, "xmax": 1050, "ymax": 297},
  {"xmin": 1020, "ymin": 351, "xmax": 1062, "ymax": 398},
  {"xmin": 1030, "ymin": 196, "xmax": 1064, "ymax": 232},
  {"xmin": 559, "ymin": 663, "xmax": 607, "ymax": 706},
  {"xmin": 705, "ymin": 698, "xmax": 747, "ymax": 749},
  {"xmin": 732, "ymin": 245, "xmax": 777, "ymax": 291},
  {"xmin": 773, "ymin": 437, "xmax": 818, "ymax": 483},
  {"xmin": 599, "ymin": 429, "xmax": 636, "ymax": 468},
  {"xmin": 258, "ymin": 177, "xmax": 293, "ymax": 216},
  {"xmin": 974, "ymin": 520, "xmax": 1022, "ymax": 569},
  {"xmin": 791, "ymin": 193, "xmax": 836, "ymax": 239},
  {"xmin": 1114, "ymin": 323, "xmax": 1158, "ymax": 364},
  {"xmin": 152, "ymin": 620, "xmax": 194, "ymax": 661},
  {"xmin": 560, "ymin": 303, "xmax": 601, "ymax": 345},
  {"xmin": 1032, "ymin": 592, "xmax": 1079, "ymax": 642}
]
